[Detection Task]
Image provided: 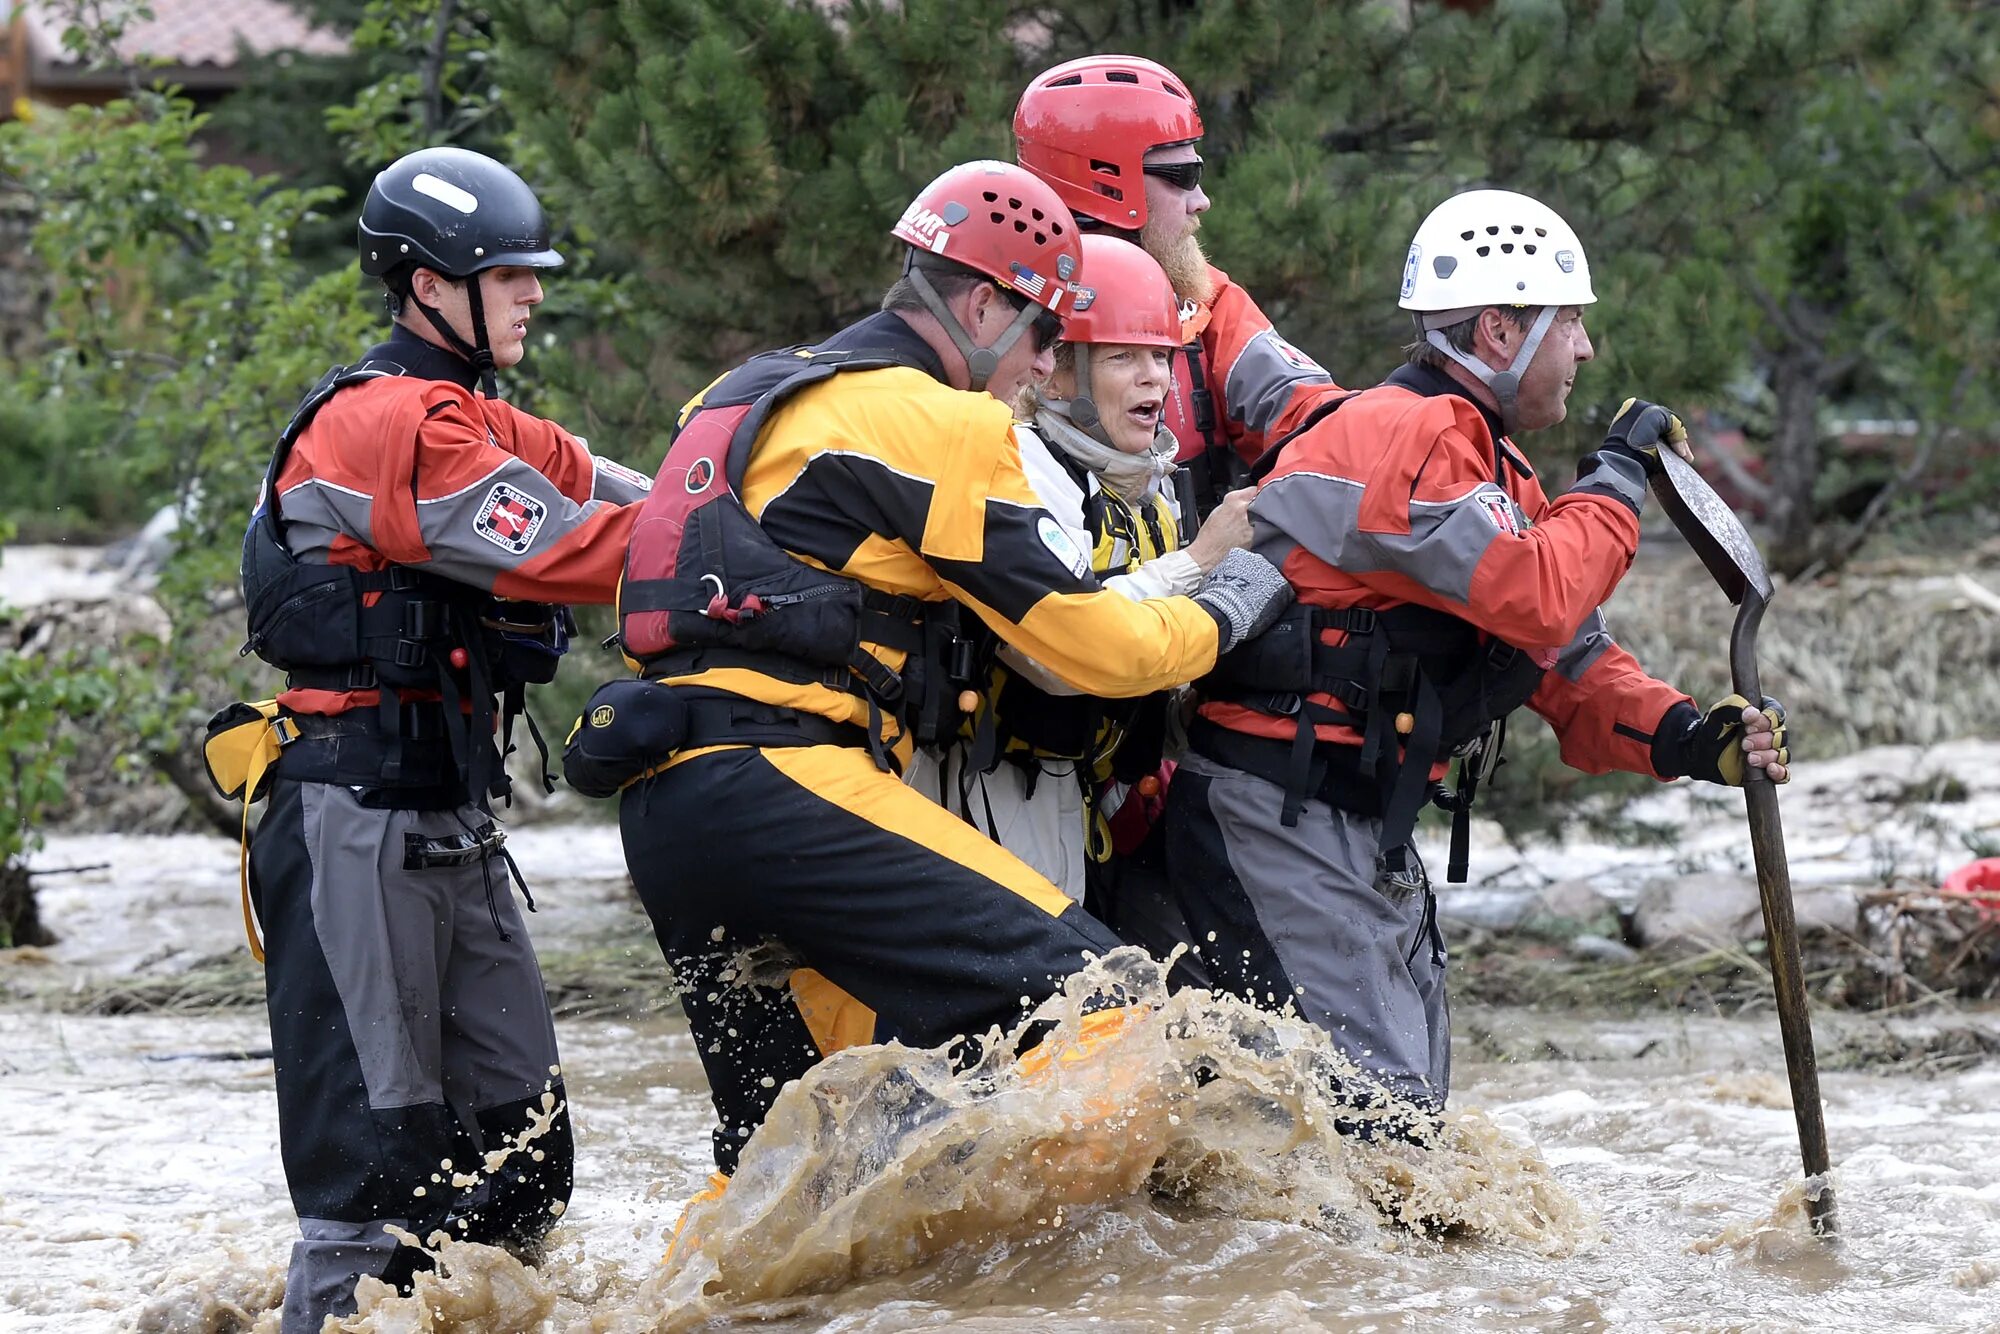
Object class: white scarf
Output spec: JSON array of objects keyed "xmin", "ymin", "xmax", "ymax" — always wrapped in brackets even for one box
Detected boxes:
[{"xmin": 1030, "ymin": 396, "xmax": 1178, "ymax": 505}]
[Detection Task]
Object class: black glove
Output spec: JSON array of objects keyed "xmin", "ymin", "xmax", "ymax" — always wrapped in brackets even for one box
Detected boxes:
[
  {"xmin": 1652, "ymin": 694, "xmax": 1790, "ymax": 786},
  {"xmin": 1570, "ymin": 397, "xmax": 1688, "ymax": 516},
  {"xmin": 1193, "ymin": 549, "xmax": 1295, "ymax": 654}
]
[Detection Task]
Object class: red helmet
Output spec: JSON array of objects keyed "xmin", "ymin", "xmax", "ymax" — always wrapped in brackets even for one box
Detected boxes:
[
  {"xmin": 1062, "ymin": 236, "xmax": 1179, "ymax": 347},
  {"xmin": 890, "ymin": 160, "xmax": 1082, "ymax": 312},
  {"xmin": 1014, "ymin": 55, "xmax": 1203, "ymax": 231}
]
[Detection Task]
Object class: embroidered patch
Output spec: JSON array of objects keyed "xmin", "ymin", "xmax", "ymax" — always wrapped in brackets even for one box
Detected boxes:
[
  {"xmin": 1260, "ymin": 330, "xmax": 1326, "ymax": 375},
  {"xmin": 1475, "ymin": 487, "xmax": 1522, "ymax": 535},
  {"xmin": 472, "ymin": 482, "xmax": 548, "ymax": 555},
  {"xmin": 1037, "ymin": 515, "xmax": 1091, "ymax": 580}
]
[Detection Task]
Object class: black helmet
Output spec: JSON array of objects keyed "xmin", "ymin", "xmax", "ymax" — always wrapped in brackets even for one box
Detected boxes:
[{"xmin": 358, "ymin": 146, "xmax": 564, "ymax": 279}]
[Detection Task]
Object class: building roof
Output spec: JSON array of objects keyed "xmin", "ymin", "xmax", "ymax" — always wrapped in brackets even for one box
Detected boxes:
[{"xmin": 16, "ymin": 0, "xmax": 347, "ymax": 85}]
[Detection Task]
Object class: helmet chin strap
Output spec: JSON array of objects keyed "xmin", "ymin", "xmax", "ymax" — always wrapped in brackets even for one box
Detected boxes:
[
  {"xmin": 414, "ymin": 271, "xmax": 500, "ymax": 397},
  {"xmin": 1063, "ymin": 349, "xmax": 1114, "ymax": 446},
  {"xmin": 1421, "ymin": 304, "xmax": 1557, "ymax": 435},
  {"xmin": 905, "ymin": 260, "xmax": 1040, "ymax": 394}
]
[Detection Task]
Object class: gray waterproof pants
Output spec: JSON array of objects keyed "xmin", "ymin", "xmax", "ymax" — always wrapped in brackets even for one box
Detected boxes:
[
  {"xmin": 249, "ymin": 780, "xmax": 572, "ymax": 1332},
  {"xmin": 1164, "ymin": 751, "xmax": 1451, "ymax": 1111}
]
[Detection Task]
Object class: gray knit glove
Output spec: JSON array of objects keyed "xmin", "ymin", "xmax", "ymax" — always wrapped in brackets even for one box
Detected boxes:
[{"xmin": 1192, "ymin": 549, "xmax": 1295, "ymax": 654}]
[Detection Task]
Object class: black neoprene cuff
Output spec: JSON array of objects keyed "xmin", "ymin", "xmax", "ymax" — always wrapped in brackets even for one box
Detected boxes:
[{"xmin": 1648, "ymin": 699, "xmax": 1703, "ymax": 779}]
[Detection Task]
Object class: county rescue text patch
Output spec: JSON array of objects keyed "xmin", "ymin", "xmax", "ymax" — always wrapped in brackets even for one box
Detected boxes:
[{"xmin": 473, "ymin": 482, "xmax": 549, "ymax": 555}]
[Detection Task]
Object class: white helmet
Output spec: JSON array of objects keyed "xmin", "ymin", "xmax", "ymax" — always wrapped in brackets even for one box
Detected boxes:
[{"xmin": 1398, "ymin": 189, "xmax": 1595, "ymax": 431}]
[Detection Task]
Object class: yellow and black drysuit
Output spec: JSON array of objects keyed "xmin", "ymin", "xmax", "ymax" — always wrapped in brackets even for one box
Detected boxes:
[
  {"xmin": 608, "ymin": 312, "xmax": 1221, "ymax": 1174},
  {"xmin": 904, "ymin": 408, "xmax": 1192, "ymax": 906}
]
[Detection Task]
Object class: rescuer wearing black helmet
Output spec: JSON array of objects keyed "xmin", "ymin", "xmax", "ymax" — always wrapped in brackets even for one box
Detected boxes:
[
  {"xmin": 220, "ymin": 146, "xmax": 650, "ymax": 1332},
  {"xmin": 358, "ymin": 145, "xmax": 568, "ymax": 397}
]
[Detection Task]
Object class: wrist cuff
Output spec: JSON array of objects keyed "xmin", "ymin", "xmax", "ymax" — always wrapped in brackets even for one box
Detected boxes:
[
  {"xmin": 1570, "ymin": 450, "xmax": 1649, "ymax": 515},
  {"xmin": 1649, "ymin": 699, "xmax": 1702, "ymax": 779}
]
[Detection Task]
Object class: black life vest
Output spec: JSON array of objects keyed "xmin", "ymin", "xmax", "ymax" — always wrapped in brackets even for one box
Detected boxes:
[
  {"xmin": 240, "ymin": 358, "xmax": 570, "ymax": 805},
  {"xmin": 1203, "ymin": 382, "xmax": 1544, "ymax": 882},
  {"xmin": 615, "ymin": 340, "xmax": 972, "ymax": 766}
]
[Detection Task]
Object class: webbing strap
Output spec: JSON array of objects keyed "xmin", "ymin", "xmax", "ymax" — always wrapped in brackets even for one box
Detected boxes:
[{"xmin": 234, "ymin": 714, "xmax": 296, "ymax": 965}]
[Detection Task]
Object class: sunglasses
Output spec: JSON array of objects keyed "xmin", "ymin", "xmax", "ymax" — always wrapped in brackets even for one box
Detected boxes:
[
  {"xmin": 1141, "ymin": 155, "xmax": 1204, "ymax": 192},
  {"xmin": 1008, "ymin": 293, "xmax": 1065, "ymax": 353}
]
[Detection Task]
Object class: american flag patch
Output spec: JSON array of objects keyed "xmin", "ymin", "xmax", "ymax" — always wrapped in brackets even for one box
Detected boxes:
[{"xmin": 1009, "ymin": 263, "xmax": 1047, "ymax": 299}]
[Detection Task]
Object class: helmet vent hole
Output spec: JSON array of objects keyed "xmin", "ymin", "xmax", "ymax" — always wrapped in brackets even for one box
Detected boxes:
[
  {"xmin": 1031, "ymin": 207, "xmax": 1046, "ymax": 221},
  {"xmin": 1106, "ymin": 70, "xmax": 1139, "ymax": 83},
  {"xmin": 1475, "ymin": 245, "xmax": 1491, "ymax": 257},
  {"xmin": 1500, "ymin": 243, "xmax": 1514, "ymax": 253},
  {"xmin": 1033, "ymin": 230, "xmax": 1047, "ymax": 244},
  {"xmin": 1459, "ymin": 229, "xmax": 1475, "ymax": 241},
  {"xmin": 1014, "ymin": 220, "xmax": 1028, "ymax": 233},
  {"xmin": 1049, "ymin": 74, "xmax": 1083, "ymax": 87},
  {"xmin": 1090, "ymin": 158, "xmax": 1122, "ymax": 177},
  {"xmin": 1535, "ymin": 227, "xmax": 1548, "ymax": 237},
  {"xmin": 1166, "ymin": 81, "xmax": 1190, "ymax": 99},
  {"xmin": 1485, "ymin": 225, "xmax": 1499, "ymax": 235},
  {"xmin": 1051, "ymin": 221, "xmax": 1065, "ymax": 235},
  {"xmin": 1523, "ymin": 244, "xmax": 1537, "ymax": 254},
  {"xmin": 983, "ymin": 191, "xmax": 999, "ymax": 203},
  {"xmin": 1008, "ymin": 197, "xmax": 1023, "ymax": 209},
  {"xmin": 991, "ymin": 212, "xmax": 1007, "ymax": 224},
  {"xmin": 1511, "ymin": 224, "xmax": 1525, "ymax": 234}
]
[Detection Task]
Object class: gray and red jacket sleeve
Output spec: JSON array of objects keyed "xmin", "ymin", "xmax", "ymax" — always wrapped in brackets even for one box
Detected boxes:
[
  {"xmin": 1198, "ymin": 265, "xmax": 1348, "ymax": 467},
  {"xmin": 1250, "ymin": 387, "xmax": 1691, "ymax": 777},
  {"xmin": 274, "ymin": 377, "xmax": 647, "ymax": 605}
]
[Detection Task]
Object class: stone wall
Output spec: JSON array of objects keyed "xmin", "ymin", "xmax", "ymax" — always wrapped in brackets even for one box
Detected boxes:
[{"xmin": 0, "ymin": 183, "xmax": 44, "ymax": 363}]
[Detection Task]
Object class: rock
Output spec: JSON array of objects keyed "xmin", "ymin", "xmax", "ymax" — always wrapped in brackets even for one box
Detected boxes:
[
  {"xmin": 1631, "ymin": 872, "xmax": 1762, "ymax": 952},
  {"xmin": 94, "ymin": 503, "xmax": 180, "ymax": 585},
  {"xmin": 1632, "ymin": 873, "xmax": 1863, "ymax": 953},
  {"xmin": 1793, "ymin": 884, "xmax": 1862, "ymax": 936},
  {"xmin": 1569, "ymin": 933, "xmax": 1640, "ymax": 965},
  {"xmin": 1516, "ymin": 877, "xmax": 1624, "ymax": 943},
  {"xmin": 3, "ymin": 593, "xmax": 171, "ymax": 654},
  {"xmin": 1436, "ymin": 887, "xmax": 1532, "ymax": 932}
]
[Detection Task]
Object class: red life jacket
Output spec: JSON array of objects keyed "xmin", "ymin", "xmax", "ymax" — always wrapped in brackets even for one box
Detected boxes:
[{"xmin": 615, "ymin": 340, "xmax": 965, "ymax": 759}]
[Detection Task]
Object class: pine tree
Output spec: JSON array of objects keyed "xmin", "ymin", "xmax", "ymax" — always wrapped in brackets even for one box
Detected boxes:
[{"xmin": 486, "ymin": 0, "xmax": 2000, "ymax": 571}]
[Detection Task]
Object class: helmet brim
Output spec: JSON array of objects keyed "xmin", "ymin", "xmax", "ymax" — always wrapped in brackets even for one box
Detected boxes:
[{"xmin": 466, "ymin": 247, "xmax": 566, "ymax": 273}]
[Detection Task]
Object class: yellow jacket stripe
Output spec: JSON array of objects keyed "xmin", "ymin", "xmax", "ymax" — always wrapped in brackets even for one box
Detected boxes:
[{"xmin": 662, "ymin": 363, "xmax": 1220, "ymax": 738}]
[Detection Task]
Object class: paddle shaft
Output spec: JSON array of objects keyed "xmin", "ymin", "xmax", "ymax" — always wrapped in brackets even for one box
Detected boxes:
[{"xmin": 1730, "ymin": 593, "xmax": 1838, "ymax": 1236}]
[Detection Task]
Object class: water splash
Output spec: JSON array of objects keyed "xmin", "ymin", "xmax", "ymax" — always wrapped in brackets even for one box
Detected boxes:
[{"xmin": 328, "ymin": 949, "xmax": 1582, "ymax": 1332}]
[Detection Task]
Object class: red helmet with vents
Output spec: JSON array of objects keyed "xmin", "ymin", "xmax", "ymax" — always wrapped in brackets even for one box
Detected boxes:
[
  {"xmin": 1014, "ymin": 55, "xmax": 1203, "ymax": 231},
  {"xmin": 890, "ymin": 160, "xmax": 1083, "ymax": 311},
  {"xmin": 1061, "ymin": 236, "xmax": 1179, "ymax": 347}
]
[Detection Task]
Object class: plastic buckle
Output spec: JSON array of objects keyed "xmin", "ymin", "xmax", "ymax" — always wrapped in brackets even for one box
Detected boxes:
[
  {"xmin": 404, "ymin": 601, "xmax": 441, "ymax": 639},
  {"xmin": 271, "ymin": 716, "xmax": 300, "ymax": 748},
  {"xmin": 947, "ymin": 636, "xmax": 976, "ymax": 684},
  {"xmin": 393, "ymin": 640, "xmax": 428, "ymax": 670}
]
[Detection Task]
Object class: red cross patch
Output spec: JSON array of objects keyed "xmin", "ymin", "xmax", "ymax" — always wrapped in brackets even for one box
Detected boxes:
[{"xmin": 472, "ymin": 482, "xmax": 549, "ymax": 556}]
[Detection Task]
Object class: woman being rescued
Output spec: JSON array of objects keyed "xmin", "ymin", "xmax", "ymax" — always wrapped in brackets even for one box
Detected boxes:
[{"xmin": 905, "ymin": 234, "xmax": 1255, "ymax": 955}]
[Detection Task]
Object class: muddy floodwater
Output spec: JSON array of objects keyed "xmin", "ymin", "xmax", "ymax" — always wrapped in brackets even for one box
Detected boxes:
[
  {"xmin": 6, "ymin": 1002, "xmax": 2000, "ymax": 1332},
  {"xmin": 6, "ymin": 774, "xmax": 2000, "ymax": 1333}
]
